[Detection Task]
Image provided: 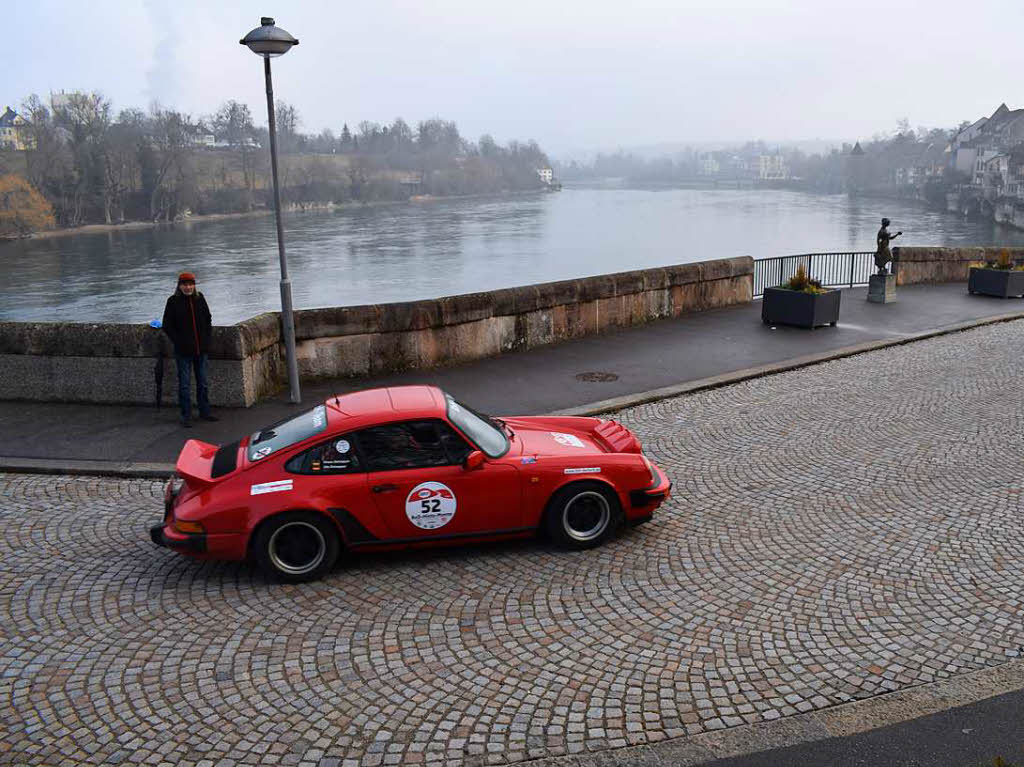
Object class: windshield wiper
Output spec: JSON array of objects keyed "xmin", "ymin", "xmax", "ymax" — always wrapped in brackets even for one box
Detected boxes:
[{"xmin": 493, "ymin": 417, "xmax": 515, "ymax": 439}]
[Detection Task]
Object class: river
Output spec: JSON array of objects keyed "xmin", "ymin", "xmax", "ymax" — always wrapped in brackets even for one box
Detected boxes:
[{"xmin": 3, "ymin": 183, "xmax": 1023, "ymax": 324}]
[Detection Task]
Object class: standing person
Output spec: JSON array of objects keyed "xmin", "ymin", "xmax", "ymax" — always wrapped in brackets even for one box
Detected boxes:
[
  {"xmin": 162, "ymin": 272, "xmax": 218, "ymax": 427},
  {"xmin": 874, "ymin": 217, "xmax": 902, "ymax": 274}
]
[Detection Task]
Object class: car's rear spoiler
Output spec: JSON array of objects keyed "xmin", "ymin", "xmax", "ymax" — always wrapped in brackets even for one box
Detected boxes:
[{"xmin": 175, "ymin": 439, "xmax": 220, "ymax": 487}]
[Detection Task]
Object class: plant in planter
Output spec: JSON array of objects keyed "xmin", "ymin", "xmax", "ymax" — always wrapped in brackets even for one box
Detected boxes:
[
  {"xmin": 968, "ymin": 249, "xmax": 1024, "ymax": 298},
  {"xmin": 761, "ymin": 264, "xmax": 841, "ymax": 329}
]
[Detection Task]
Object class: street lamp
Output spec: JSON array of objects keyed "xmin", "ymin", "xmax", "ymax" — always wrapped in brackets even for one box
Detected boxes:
[{"xmin": 240, "ymin": 17, "xmax": 301, "ymax": 403}]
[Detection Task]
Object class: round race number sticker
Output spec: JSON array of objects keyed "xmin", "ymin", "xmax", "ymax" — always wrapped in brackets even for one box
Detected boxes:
[{"xmin": 405, "ymin": 482, "xmax": 457, "ymax": 530}]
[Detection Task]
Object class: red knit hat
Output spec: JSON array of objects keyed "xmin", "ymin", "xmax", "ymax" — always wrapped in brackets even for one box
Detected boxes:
[{"xmin": 177, "ymin": 272, "xmax": 196, "ymax": 283}]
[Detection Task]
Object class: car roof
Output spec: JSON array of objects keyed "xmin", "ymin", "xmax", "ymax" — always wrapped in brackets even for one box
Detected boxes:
[{"xmin": 323, "ymin": 385, "xmax": 447, "ymax": 425}]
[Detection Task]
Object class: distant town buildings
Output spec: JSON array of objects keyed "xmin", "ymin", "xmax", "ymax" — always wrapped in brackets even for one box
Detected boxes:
[
  {"xmin": 758, "ymin": 154, "xmax": 788, "ymax": 180},
  {"xmin": 0, "ymin": 107, "xmax": 28, "ymax": 151},
  {"xmin": 536, "ymin": 167, "xmax": 554, "ymax": 185},
  {"xmin": 845, "ymin": 102, "xmax": 1024, "ymax": 228}
]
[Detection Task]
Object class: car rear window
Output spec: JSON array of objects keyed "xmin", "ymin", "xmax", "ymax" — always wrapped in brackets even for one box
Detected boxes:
[{"xmin": 248, "ymin": 405, "xmax": 327, "ymax": 462}]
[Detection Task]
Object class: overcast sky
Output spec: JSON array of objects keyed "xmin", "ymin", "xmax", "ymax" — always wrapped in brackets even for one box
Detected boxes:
[{"xmin": 8, "ymin": 0, "xmax": 1023, "ymax": 156}]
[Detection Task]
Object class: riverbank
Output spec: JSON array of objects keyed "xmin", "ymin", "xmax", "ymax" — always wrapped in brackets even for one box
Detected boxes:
[
  {"xmin": 8, "ymin": 201, "xmax": 387, "ymax": 242},
  {"xmin": 8, "ymin": 188, "xmax": 550, "ymax": 242}
]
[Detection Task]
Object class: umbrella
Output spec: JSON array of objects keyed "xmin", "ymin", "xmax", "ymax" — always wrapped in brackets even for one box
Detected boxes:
[
  {"xmin": 150, "ymin": 319, "xmax": 164, "ymax": 408},
  {"xmin": 154, "ymin": 354, "xmax": 165, "ymax": 407}
]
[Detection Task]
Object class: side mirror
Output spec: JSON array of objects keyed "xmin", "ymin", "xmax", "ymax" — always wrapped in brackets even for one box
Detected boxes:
[{"xmin": 463, "ymin": 450, "xmax": 485, "ymax": 471}]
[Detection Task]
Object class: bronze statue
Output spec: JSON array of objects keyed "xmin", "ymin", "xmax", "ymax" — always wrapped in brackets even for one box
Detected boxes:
[{"xmin": 875, "ymin": 217, "xmax": 902, "ymax": 274}]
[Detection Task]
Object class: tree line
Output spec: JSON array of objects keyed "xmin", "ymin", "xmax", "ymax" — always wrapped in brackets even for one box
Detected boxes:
[{"xmin": 0, "ymin": 91, "xmax": 552, "ymax": 233}]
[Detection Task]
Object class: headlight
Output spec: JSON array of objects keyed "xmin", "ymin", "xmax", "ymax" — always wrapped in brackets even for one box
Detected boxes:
[{"xmin": 642, "ymin": 456, "xmax": 657, "ymax": 487}]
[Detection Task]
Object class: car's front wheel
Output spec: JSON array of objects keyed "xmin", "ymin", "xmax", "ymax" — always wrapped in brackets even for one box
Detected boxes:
[
  {"xmin": 253, "ymin": 511, "xmax": 340, "ymax": 582},
  {"xmin": 545, "ymin": 482, "xmax": 622, "ymax": 550}
]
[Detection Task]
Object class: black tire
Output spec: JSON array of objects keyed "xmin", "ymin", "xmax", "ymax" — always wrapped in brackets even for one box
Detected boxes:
[
  {"xmin": 253, "ymin": 511, "xmax": 340, "ymax": 583},
  {"xmin": 544, "ymin": 482, "xmax": 622, "ymax": 550}
]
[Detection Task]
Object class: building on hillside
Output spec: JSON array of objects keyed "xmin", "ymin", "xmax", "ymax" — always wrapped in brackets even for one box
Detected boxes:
[
  {"xmin": 190, "ymin": 127, "xmax": 216, "ymax": 148},
  {"xmin": 1003, "ymin": 150, "xmax": 1024, "ymax": 201},
  {"xmin": 973, "ymin": 149, "xmax": 1003, "ymax": 186},
  {"xmin": 895, "ymin": 142, "xmax": 948, "ymax": 186},
  {"xmin": 0, "ymin": 107, "xmax": 28, "ymax": 151},
  {"xmin": 979, "ymin": 153, "xmax": 1009, "ymax": 197},
  {"xmin": 536, "ymin": 167, "xmax": 553, "ymax": 185},
  {"xmin": 952, "ymin": 116, "xmax": 988, "ymax": 148},
  {"xmin": 951, "ymin": 103, "xmax": 1024, "ymax": 174}
]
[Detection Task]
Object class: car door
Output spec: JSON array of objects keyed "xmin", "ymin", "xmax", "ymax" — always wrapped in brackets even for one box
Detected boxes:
[
  {"xmin": 285, "ymin": 434, "xmax": 389, "ymax": 544},
  {"xmin": 357, "ymin": 419, "xmax": 522, "ymax": 540}
]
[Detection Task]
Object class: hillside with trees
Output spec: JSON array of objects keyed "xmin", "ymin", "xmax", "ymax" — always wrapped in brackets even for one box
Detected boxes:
[{"xmin": 0, "ymin": 91, "xmax": 552, "ymax": 233}]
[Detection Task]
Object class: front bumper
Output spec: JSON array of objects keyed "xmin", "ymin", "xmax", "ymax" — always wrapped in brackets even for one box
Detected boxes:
[{"xmin": 629, "ymin": 462, "xmax": 672, "ymax": 508}]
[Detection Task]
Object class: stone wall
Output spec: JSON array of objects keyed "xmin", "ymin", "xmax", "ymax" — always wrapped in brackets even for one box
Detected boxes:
[
  {"xmin": 0, "ymin": 314, "xmax": 282, "ymax": 408},
  {"xmin": 0, "ymin": 256, "xmax": 753, "ymax": 406},
  {"xmin": 292, "ymin": 257, "xmax": 753, "ymax": 379},
  {"xmin": 896, "ymin": 246, "xmax": 1024, "ymax": 285}
]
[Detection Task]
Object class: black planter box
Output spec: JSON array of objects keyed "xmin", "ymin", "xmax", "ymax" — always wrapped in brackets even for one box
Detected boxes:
[
  {"xmin": 968, "ymin": 267, "xmax": 1024, "ymax": 298},
  {"xmin": 761, "ymin": 287, "xmax": 841, "ymax": 329}
]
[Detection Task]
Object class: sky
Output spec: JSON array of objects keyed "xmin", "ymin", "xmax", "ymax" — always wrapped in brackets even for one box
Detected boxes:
[{"xmin": 7, "ymin": 0, "xmax": 1024, "ymax": 157}]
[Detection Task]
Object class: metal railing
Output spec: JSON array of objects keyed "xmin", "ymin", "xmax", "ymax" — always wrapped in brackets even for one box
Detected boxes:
[{"xmin": 753, "ymin": 252, "xmax": 883, "ymax": 297}]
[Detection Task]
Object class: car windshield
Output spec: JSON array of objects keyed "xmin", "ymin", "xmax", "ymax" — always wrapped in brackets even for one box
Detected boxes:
[
  {"xmin": 248, "ymin": 405, "xmax": 327, "ymax": 462},
  {"xmin": 444, "ymin": 393, "xmax": 508, "ymax": 457}
]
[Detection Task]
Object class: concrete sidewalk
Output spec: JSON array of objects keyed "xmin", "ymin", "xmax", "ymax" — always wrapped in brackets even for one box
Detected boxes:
[{"xmin": 1, "ymin": 281, "xmax": 1022, "ymax": 471}]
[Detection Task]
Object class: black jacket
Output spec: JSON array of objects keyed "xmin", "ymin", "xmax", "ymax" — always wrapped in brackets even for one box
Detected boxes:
[{"xmin": 162, "ymin": 290, "xmax": 212, "ymax": 356}]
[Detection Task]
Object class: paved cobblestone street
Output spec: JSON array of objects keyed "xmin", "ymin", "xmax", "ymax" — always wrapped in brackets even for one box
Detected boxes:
[{"xmin": 2, "ymin": 320, "xmax": 1024, "ymax": 767}]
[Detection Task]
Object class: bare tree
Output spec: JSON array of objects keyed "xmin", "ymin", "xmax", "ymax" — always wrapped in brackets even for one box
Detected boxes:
[
  {"xmin": 144, "ymin": 105, "xmax": 192, "ymax": 221},
  {"xmin": 212, "ymin": 100, "xmax": 257, "ymax": 203}
]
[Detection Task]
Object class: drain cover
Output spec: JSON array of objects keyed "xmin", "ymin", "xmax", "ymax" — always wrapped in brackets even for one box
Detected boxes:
[{"xmin": 575, "ymin": 371, "xmax": 619, "ymax": 383}]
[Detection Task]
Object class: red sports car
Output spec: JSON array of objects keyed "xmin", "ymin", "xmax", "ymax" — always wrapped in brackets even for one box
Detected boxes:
[{"xmin": 150, "ymin": 386, "xmax": 671, "ymax": 581}]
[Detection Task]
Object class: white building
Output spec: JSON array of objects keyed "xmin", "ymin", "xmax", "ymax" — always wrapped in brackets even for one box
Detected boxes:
[
  {"xmin": 536, "ymin": 168, "xmax": 553, "ymax": 185},
  {"xmin": 758, "ymin": 154, "xmax": 788, "ymax": 180},
  {"xmin": 973, "ymin": 149, "xmax": 1002, "ymax": 185}
]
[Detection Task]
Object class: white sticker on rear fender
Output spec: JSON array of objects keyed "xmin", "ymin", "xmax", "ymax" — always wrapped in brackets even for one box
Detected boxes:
[
  {"xmin": 551, "ymin": 432, "xmax": 585, "ymax": 448},
  {"xmin": 564, "ymin": 467, "xmax": 601, "ymax": 474},
  {"xmin": 250, "ymin": 480, "xmax": 293, "ymax": 496}
]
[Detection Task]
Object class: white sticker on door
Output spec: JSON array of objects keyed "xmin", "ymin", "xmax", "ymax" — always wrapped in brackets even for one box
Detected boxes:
[
  {"xmin": 551, "ymin": 432, "xmax": 585, "ymax": 448},
  {"xmin": 250, "ymin": 479, "xmax": 293, "ymax": 496},
  {"xmin": 405, "ymin": 482, "xmax": 457, "ymax": 530}
]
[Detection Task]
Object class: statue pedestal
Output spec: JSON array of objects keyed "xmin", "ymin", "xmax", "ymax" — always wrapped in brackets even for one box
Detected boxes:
[{"xmin": 867, "ymin": 273, "xmax": 897, "ymax": 303}]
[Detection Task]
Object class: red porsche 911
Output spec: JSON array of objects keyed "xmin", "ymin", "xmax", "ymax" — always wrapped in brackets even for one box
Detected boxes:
[{"xmin": 151, "ymin": 386, "xmax": 671, "ymax": 581}]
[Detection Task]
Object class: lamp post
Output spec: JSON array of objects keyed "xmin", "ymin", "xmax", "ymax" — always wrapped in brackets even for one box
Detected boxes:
[{"xmin": 240, "ymin": 17, "xmax": 301, "ymax": 403}]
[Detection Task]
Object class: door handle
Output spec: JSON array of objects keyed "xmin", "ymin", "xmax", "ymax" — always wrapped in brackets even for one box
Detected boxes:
[{"xmin": 372, "ymin": 483, "xmax": 398, "ymax": 493}]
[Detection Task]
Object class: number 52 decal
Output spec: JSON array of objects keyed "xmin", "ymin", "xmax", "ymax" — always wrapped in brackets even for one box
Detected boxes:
[{"xmin": 405, "ymin": 482, "xmax": 458, "ymax": 530}]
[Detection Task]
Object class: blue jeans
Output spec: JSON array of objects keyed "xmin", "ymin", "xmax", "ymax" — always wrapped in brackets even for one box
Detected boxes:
[{"xmin": 175, "ymin": 354, "xmax": 210, "ymax": 421}]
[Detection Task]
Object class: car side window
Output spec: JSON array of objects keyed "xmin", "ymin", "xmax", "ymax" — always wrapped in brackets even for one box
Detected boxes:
[
  {"xmin": 286, "ymin": 435, "xmax": 362, "ymax": 475},
  {"xmin": 357, "ymin": 420, "xmax": 465, "ymax": 472},
  {"xmin": 436, "ymin": 420, "xmax": 473, "ymax": 464}
]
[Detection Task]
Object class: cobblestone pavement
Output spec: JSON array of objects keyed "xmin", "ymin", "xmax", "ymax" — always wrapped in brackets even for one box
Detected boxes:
[{"xmin": 3, "ymin": 320, "xmax": 1024, "ymax": 767}]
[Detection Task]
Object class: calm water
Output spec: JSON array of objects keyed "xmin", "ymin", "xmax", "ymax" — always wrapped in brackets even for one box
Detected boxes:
[{"xmin": 3, "ymin": 183, "xmax": 1024, "ymax": 324}]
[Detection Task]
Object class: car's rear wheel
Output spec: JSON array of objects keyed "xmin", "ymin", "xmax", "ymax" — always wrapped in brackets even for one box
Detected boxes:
[
  {"xmin": 545, "ymin": 482, "xmax": 622, "ymax": 550},
  {"xmin": 253, "ymin": 511, "xmax": 339, "ymax": 582}
]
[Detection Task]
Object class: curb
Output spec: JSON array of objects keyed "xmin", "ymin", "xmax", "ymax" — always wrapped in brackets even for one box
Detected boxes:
[
  {"xmin": 527, "ymin": 657, "xmax": 1024, "ymax": 766},
  {"xmin": 0, "ymin": 457, "xmax": 175, "ymax": 479},
  {"xmin": 548, "ymin": 310, "xmax": 1024, "ymax": 417}
]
